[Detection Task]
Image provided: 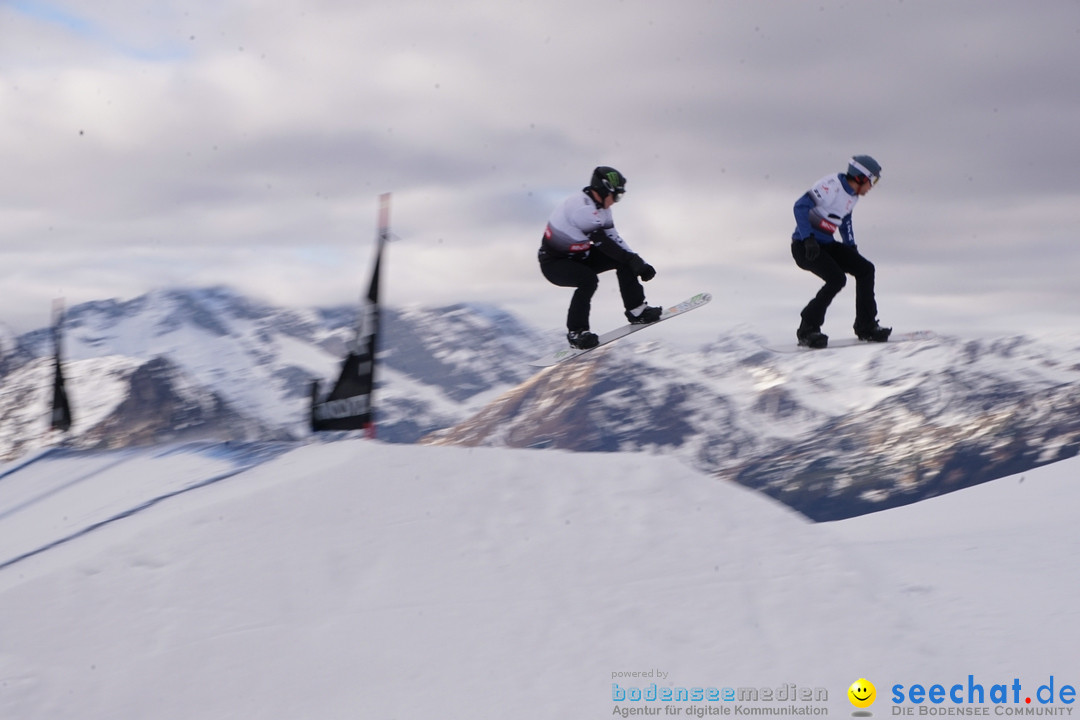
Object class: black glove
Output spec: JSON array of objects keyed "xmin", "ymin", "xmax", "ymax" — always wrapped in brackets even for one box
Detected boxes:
[
  {"xmin": 803, "ymin": 238, "xmax": 820, "ymax": 262},
  {"xmin": 629, "ymin": 254, "xmax": 656, "ymax": 281}
]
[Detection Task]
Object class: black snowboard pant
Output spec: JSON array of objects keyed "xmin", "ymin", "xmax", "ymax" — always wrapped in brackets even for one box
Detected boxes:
[
  {"xmin": 539, "ymin": 251, "xmax": 645, "ymax": 332},
  {"xmin": 791, "ymin": 240, "xmax": 877, "ymax": 330}
]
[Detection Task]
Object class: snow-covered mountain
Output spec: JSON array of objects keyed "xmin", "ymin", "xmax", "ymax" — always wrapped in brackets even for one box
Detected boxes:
[
  {"xmin": 427, "ymin": 330, "xmax": 1080, "ymax": 520},
  {"xmin": 1, "ymin": 439, "xmax": 1076, "ymax": 719},
  {"xmin": 4, "ymin": 286, "xmax": 1080, "ymax": 521},
  {"xmin": 0, "ymin": 287, "xmax": 540, "ymax": 460}
]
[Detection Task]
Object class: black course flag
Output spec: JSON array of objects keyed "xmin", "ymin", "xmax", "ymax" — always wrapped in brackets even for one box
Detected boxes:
[
  {"xmin": 49, "ymin": 299, "xmax": 73, "ymax": 433},
  {"xmin": 310, "ymin": 193, "xmax": 391, "ymax": 436}
]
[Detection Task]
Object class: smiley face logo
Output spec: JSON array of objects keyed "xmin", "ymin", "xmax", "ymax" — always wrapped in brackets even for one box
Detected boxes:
[{"xmin": 848, "ymin": 678, "xmax": 876, "ymax": 709}]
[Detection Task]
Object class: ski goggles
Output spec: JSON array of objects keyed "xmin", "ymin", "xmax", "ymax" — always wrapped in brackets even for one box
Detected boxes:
[
  {"xmin": 600, "ymin": 171, "xmax": 626, "ymax": 200},
  {"xmin": 849, "ymin": 159, "xmax": 881, "ymax": 186}
]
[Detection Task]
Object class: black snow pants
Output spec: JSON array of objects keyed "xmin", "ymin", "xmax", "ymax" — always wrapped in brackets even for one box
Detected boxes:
[
  {"xmin": 539, "ymin": 250, "xmax": 645, "ymax": 332},
  {"xmin": 791, "ymin": 240, "xmax": 878, "ymax": 330}
]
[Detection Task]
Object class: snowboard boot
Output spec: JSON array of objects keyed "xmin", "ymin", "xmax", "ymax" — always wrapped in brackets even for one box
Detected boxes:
[
  {"xmin": 796, "ymin": 322, "xmax": 829, "ymax": 349},
  {"xmin": 625, "ymin": 303, "xmax": 662, "ymax": 325},
  {"xmin": 854, "ymin": 320, "xmax": 892, "ymax": 342},
  {"xmin": 567, "ymin": 329, "xmax": 599, "ymax": 350}
]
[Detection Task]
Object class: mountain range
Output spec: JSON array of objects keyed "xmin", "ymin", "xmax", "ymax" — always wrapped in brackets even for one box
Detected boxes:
[
  {"xmin": 3, "ymin": 286, "xmax": 1079, "ymax": 520},
  {"xmin": 427, "ymin": 331, "xmax": 1080, "ymax": 519},
  {"xmin": 0, "ymin": 287, "xmax": 539, "ymax": 460}
]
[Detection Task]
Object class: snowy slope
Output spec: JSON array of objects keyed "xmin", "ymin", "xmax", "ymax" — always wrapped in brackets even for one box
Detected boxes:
[
  {"xmin": 0, "ymin": 441, "xmax": 292, "ymax": 572},
  {"xmin": 0, "ymin": 440, "xmax": 1076, "ymax": 719},
  {"xmin": 828, "ymin": 461, "xmax": 1080, "ymax": 670}
]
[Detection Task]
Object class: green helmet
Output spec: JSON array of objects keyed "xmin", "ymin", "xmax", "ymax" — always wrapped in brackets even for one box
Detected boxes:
[
  {"xmin": 590, "ymin": 166, "xmax": 627, "ymax": 200},
  {"xmin": 847, "ymin": 155, "xmax": 882, "ymax": 185}
]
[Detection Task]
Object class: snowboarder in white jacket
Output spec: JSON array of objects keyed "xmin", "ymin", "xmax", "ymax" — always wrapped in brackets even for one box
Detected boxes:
[
  {"xmin": 791, "ymin": 155, "xmax": 891, "ymax": 348},
  {"xmin": 539, "ymin": 166, "xmax": 661, "ymax": 349}
]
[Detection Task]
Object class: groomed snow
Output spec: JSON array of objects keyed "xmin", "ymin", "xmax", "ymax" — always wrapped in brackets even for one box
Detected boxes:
[{"xmin": 0, "ymin": 440, "xmax": 1075, "ymax": 718}]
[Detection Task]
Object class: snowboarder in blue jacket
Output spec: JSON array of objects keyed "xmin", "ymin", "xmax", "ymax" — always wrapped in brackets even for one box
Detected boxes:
[{"xmin": 791, "ymin": 155, "xmax": 891, "ymax": 348}]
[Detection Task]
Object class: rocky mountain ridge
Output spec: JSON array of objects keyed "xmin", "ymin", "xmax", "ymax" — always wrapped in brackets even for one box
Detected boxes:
[
  {"xmin": 426, "ymin": 332, "xmax": 1080, "ymax": 519},
  {"xmin": 4, "ymin": 286, "xmax": 1079, "ymax": 520}
]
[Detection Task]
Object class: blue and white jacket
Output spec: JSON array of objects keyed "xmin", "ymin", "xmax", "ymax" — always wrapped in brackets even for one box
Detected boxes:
[{"xmin": 791, "ymin": 173, "xmax": 860, "ymax": 246}]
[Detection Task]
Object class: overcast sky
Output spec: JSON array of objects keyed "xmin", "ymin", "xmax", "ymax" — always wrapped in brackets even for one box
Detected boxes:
[{"xmin": 2, "ymin": 0, "xmax": 1078, "ymax": 345}]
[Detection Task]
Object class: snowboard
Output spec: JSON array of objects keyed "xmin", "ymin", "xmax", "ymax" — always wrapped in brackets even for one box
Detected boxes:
[
  {"xmin": 760, "ymin": 329, "xmax": 936, "ymax": 354},
  {"xmin": 529, "ymin": 292, "xmax": 712, "ymax": 368}
]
